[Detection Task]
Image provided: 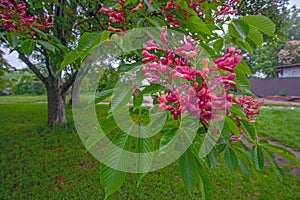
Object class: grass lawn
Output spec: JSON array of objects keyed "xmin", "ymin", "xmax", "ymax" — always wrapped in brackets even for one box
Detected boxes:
[
  {"xmin": 0, "ymin": 103, "xmax": 300, "ymax": 199},
  {"xmin": 0, "ymin": 95, "xmax": 48, "ymax": 103},
  {"xmin": 256, "ymin": 108, "xmax": 300, "ymax": 150}
]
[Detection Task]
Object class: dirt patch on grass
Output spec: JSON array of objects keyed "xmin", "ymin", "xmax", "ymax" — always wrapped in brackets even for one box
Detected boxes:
[
  {"xmin": 265, "ymin": 96, "xmax": 300, "ymax": 104},
  {"xmin": 243, "ymin": 136, "xmax": 300, "ymax": 176}
]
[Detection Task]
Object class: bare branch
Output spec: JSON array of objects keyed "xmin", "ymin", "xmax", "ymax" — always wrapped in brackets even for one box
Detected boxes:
[
  {"xmin": 62, "ymin": 71, "xmax": 78, "ymax": 94},
  {"xmin": 18, "ymin": 52, "xmax": 46, "ymax": 83}
]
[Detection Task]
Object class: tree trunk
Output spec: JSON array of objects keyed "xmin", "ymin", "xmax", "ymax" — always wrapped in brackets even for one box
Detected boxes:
[{"xmin": 46, "ymin": 76, "xmax": 66, "ymax": 125}]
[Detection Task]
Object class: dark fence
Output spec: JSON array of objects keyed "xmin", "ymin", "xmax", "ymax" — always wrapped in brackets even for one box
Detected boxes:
[{"xmin": 249, "ymin": 77, "xmax": 300, "ymax": 97}]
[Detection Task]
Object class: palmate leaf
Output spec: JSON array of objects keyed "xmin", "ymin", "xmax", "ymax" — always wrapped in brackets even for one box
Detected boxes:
[
  {"xmin": 19, "ymin": 40, "xmax": 35, "ymax": 56},
  {"xmin": 141, "ymin": 83, "xmax": 166, "ymax": 95},
  {"xmin": 232, "ymin": 144, "xmax": 253, "ymax": 176},
  {"xmin": 240, "ymin": 119, "xmax": 257, "ymax": 142},
  {"xmin": 7, "ymin": 32, "xmax": 19, "ymax": 48},
  {"xmin": 77, "ymin": 31, "xmax": 111, "ymax": 59},
  {"xmin": 241, "ymin": 15, "xmax": 275, "ymax": 37},
  {"xmin": 247, "ymin": 27, "xmax": 263, "ymax": 47},
  {"xmin": 196, "ymin": 159, "xmax": 213, "ymax": 200},
  {"xmin": 179, "ymin": 148, "xmax": 199, "ymax": 193},
  {"xmin": 100, "ymin": 132, "xmax": 132, "ymax": 199},
  {"xmin": 206, "ymin": 148, "xmax": 218, "ymax": 168},
  {"xmin": 234, "ymin": 68, "xmax": 253, "ymax": 96},
  {"xmin": 229, "ymin": 19, "xmax": 250, "ymax": 40},
  {"xmin": 159, "ymin": 128, "xmax": 179, "ymax": 153},
  {"xmin": 213, "ymin": 38, "xmax": 223, "ymax": 52},
  {"xmin": 261, "ymin": 147, "xmax": 284, "ymax": 182},
  {"xmin": 235, "ymin": 61, "xmax": 252, "ymax": 75},
  {"xmin": 136, "ymin": 136, "xmax": 153, "ymax": 186},
  {"xmin": 133, "ymin": 89, "xmax": 143, "ymax": 107},
  {"xmin": 224, "ymin": 147, "xmax": 238, "ymax": 173},
  {"xmin": 184, "ymin": 16, "xmax": 211, "ymax": 35},
  {"xmin": 251, "ymin": 145, "xmax": 264, "ymax": 171},
  {"xmin": 37, "ymin": 40, "xmax": 56, "ymax": 53},
  {"xmin": 59, "ymin": 50, "xmax": 80, "ymax": 72},
  {"xmin": 261, "ymin": 143, "xmax": 300, "ymax": 165}
]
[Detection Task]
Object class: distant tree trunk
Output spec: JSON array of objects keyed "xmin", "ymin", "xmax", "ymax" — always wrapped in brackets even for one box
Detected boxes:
[
  {"xmin": 46, "ymin": 76, "xmax": 66, "ymax": 125},
  {"xmin": 18, "ymin": 52, "xmax": 78, "ymax": 126}
]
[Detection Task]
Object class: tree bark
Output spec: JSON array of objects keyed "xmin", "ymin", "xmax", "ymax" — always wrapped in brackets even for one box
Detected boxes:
[{"xmin": 46, "ymin": 76, "xmax": 66, "ymax": 125}]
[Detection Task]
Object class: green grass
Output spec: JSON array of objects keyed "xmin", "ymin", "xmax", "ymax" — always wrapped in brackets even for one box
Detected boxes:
[
  {"xmin": 263, "ymin": 103, "xmax": 300, "ymax": 108},
  {"xmin": 0, "ymin": 95, "xmax": 48, "ymax": 103},
  {"xmin": 256, "ymin": 108, "xmax": 300, "ymax": 150},
  {"xmin": 0, "ymin": 103, "xmax": 300, "ymax": 199}
]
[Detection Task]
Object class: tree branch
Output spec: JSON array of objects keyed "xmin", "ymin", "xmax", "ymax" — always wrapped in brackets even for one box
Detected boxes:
[
  {"xmin": 39, "ymin": 47, "xmax": 54, "ymax": 78},
  {"xmin": 62, "ymin": 71, "xmax": 78, "ymax": 94},
  {"xmin": 18, "ymin": 52, "xmax": 46, "ymax": 83}
]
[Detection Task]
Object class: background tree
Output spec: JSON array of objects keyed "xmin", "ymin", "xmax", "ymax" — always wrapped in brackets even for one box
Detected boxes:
[
  {"xmin": 0, "ymin": 0, "xmax": 106, "ymax": 125},
  {"xmin": 278, "ymin": 40, "xmax": 300, "ymax": 64},
  {"xmin": 0, "ymin": 49, "xmax": 13, "ymax": 91},
  {"xmin": 239, "ymin": 3, "xmax": 300, "ymax": 77}
]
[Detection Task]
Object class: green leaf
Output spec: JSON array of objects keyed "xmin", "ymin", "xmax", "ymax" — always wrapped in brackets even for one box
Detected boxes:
[
  {"xmin": 37, "ymin": 40, "xmax": 56, "ymax": 53},
  {"xmin": 247, "ymin": 27, "xmax": 263, "ymax": 47},
  {"xmin": 213, "ymin": 39, "xmax": 223, "ymax": 52},
  {"xmin": 222, "ymin": 117, "xmax": 240, "ymax": 143},
  {"xmin": 251, "ymin": 145, "xmax": 264, "ymax": 171},
  {"xmin": 95, "ymin": 88, "xmax": 114, "ymax": 104},
  {"xmin": 159, "ymin": 128, "xmax": 178, "ymax": 152},
  {"xmin": 101, "ymin": 132, "xmax": 132, "ymax": 199},
  {"xmin": 207, "ymin": 148, "xmax": 218, "ymax": 168},
  {"xmin": 229, "ymin": 104, "xmax": 246, "ymax": 119},
  {"xmin": 86, "ymin": 126, "xmax": 106, "ymax": 150},
  {"xmin": 262, "ymin": 148, "xmax": 284, "ymax": 182},
  {"xmin": 240, "ymin": 119, "xmax": 257, "ymax": 142},
  {"xmin": 133, "ymin": 89, "xmax": 143, "ymax": 107},
  {"xmin": 141, "ymin": 84, "xmax": 166, "ymax": 95},
  {"xmin": 234, "ymin": 68, "xmax": 253, "ymax": 95},
  {"xmin": 226, "ymin": 117, "xmax": 239, "ymax": 135},
  {"xmin": 185, "ymin": 16, "xmax": 211, "ymax": 34},
  {"xmin": 236, "ymin": 39, "xmax": 254, "ymax": 55},
  {"xmin": 235, "ymin": 61, "xmax": 252, "ymax": 75},
  {"xmin": 58, "ymin": 50, "xmax": 80, "ymax": 73},
  {"xmin": 7, "ymin": 32, "xmax": 19, "ymax": 48},
  {"xmin": 77, "ymin": 31, "xmax": 110, "ymax": 59},
  {"xmin": 117, "ymin": 62, "xmax": 143, "ymax": 72},
  {"xmin": 231, "ymin": 20, "xmax": 250, "ymax": 40},
  {"xmin": 101, "ymin": 164, "xmax": 125, "ymax": 200},
  {"xmin": 136, "ymin": 137, "xmax": 153, "ymax": 186},
  {"xmin": 110, "ymin": 85, "xmax": 132, "ymax": 114},
  {"xmin": 229, "ymin": 23, "xmax": 240, "ymax": 39},
  {"xmin": 196, "ymin": 159, "xmax": 212, "ymax": 200},
  {"xmin": 179, "ymin": 148, "xmax": 199, "ymax": 193},
  {"xmin": 19, "ymin": 40, "xmax": 35, "ymax": 56},
  {"xmin": 261, "ymin": 143, "xmax": 300, "ymax": 165},
  {"xmin": 225, "ymin": 147, "xmax": 238, "ymax": 173},
  {"xmin": 32, "ymin": 27, "xmax": 48, "ymax": 39},
  {"xmin": 234, "ymin": 148, "xmax": 252, "ymax": 176},
  {"xmin": 143, "ymin": 0, "xmax": 160, "ymax": 13},
  {"xmin": 241, "ymin": 15, "xmax": 275, "ymax": 37},
  {"xmin": 238, "ymin": 158, "xmax": 250, "ymax": 176}
]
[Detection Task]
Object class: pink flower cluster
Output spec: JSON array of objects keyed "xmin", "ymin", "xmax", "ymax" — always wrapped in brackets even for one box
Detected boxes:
[
  {"xmin": 161, "ymin": 0, "xmax": 240, "ymax": 28},
  {"xmin": 141, "ymin": 27, "xmax": 243, "ymax": 123},
  {"xmin": 100, "ymin": 0, "xmax": 240, "ymax": 32},
  {"xmin": 233, "ymin": 96, "xmax": 264, "ymax": 123},
  {"xmin": 0, "ymin": 0, "xmax": 54, "ymax": 34},
  {"xmin": 189, "ymin": 0, "xmax": 240, "ymax": 22},
  {"xmin": 100, "ymin": 0, "xmax": 143, "ymax": 32},
  {"xmin": 214, "ymin": 47, "xmax": 243, "ymax": 73},
  {"xmin": 227, "ymin": 96, "xmax": 264, "ymax": 143}
]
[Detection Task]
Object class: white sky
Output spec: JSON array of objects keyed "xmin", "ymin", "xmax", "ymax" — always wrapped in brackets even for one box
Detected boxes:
[
  {"xmin": 289, "ymin": 0, "xmax": 300, "ymax": 8},
  {"xmin": 3, "ymin": 0, "xmax": 300, "ymax": 70}
]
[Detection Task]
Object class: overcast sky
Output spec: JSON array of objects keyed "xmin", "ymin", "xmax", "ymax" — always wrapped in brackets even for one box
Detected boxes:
[{"xmin": 3, "ymin": 0, "xmax": 300, "ymax": 69}]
